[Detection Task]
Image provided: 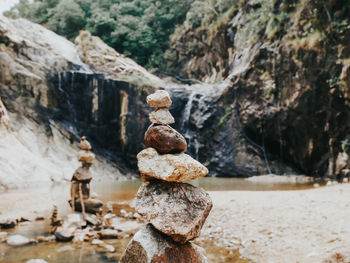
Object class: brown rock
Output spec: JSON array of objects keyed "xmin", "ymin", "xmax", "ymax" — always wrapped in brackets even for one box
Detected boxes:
[
  {"xmin": 120, "ymin": 224, "xmax": 208, "ymax": 263},
  {"xmin": 0, "ymin": 219, "xmax": 16, "ymax": 229},
  {"xmin": 146, "ymin": 90, "xmax": 172, "ymax": 108},
  {"xmin": 144, "ymin": 125, "xmax": 187, "ymax": 154},
  {"xmin": 6, "ymin": 235, "xmax": 36, "ymax": 247},
  {"xmin": 137, "ymin": 148, "xmax": 208, "ymax": 182},
  {"xmin": 135, "ymin": 180, "xmax": 212, "ymax": 243},
  {"xmin": 149, "ymin": 108, "xmax": 175, "ymax": 125}
]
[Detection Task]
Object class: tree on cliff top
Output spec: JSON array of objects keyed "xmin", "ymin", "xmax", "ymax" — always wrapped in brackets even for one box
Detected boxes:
[{"xmin": 5, "ymin": 0, "xmax": 192, "ymax": 70}]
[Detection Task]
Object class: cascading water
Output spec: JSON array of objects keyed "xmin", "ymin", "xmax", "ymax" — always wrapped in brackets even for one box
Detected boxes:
[
  {"xmin": 166, "ymin": 82, "xmax": 227, "ymax": 162},
  {"xmin": 180, "ymin": 91, "xmax": 199, "ymax": 159}
]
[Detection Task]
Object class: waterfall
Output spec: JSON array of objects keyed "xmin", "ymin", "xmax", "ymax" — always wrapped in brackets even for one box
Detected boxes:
[
  {"xmin": 180, "ymin": 90, "xmax": 196, "ymax": 134},
  {"xmin": 179, "ymin": 90, "xmax": 198, "ymax": 159},
  {"xmin": 167, "ymin": 82, "xmax": 227, "ymax": 161}
]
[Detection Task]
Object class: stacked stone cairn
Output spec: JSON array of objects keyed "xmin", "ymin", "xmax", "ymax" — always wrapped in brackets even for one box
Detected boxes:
[
  {"xmin": 69, "ymin": 136, "xmax": 103, "ymax": 215},
  {"xmin": 121, "ymin": 90, "xmax": 212, "ymax": 262}
]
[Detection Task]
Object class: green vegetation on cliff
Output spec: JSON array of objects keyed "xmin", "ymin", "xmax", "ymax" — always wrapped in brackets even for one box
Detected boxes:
[{"xmin": 5, "ymin": 0, "xmax": 192, "ymax": 69}]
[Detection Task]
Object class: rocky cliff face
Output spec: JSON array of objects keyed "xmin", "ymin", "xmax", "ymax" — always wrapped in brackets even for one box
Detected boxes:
[
  {"xmin": 165, "ymin": 0, "xmax": 350, "ymax": 176},
  {"xmin": 0, "ymin": 13, "xmax": 295, "ymax": 183},
  {"xmin": 0, "ymin": 16, "xmax": 129, "ymax": 189}
]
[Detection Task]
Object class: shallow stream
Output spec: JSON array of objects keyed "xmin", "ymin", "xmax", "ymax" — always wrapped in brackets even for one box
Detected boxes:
[{"xmin": 0, "ymin": 177, "xmax": 317, "ymax": 262}]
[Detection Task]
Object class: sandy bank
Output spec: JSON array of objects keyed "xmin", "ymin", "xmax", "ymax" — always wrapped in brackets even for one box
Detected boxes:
[{"xmin": 199, "ymin": 184, "xmax": 350, "ymax": 263}]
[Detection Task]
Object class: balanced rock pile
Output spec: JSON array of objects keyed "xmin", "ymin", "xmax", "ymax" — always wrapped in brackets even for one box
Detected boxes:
[
  {"xmin": 121, "ymin": 90, "xmax": 212, "ymax": 262},
  {"xmin": 69, "ymin": 136, "xmax": 103, "ymax": 215}
]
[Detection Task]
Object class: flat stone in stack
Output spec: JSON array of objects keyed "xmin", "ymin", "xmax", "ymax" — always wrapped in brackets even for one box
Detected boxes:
[{"xmin": 137, "ymin": 148, "xmax": 208, "ymax": 182}]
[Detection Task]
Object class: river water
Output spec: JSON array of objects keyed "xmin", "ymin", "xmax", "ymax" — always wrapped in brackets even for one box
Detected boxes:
[{"xmin": 0, "ymin": 176, "xmax": 316, "ymax": 262}]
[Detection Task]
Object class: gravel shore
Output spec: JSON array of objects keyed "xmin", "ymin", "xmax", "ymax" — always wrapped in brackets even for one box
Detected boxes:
[{"xmin": 199, "ymin": 184, "xmax": 350, "ymax": 263}]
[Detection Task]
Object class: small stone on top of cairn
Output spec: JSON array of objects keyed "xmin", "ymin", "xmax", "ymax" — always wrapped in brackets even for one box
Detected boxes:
[
  {"xmin": 121, "ymin": 90, "xmax": 212, "ymax": 262},
  {"xmin": 146, "ymin": 90, "xmax": 172, "ymax": 108},
  {"xmin": 79, "ymin": 136, "xmax": 91, "ymax": 151}
]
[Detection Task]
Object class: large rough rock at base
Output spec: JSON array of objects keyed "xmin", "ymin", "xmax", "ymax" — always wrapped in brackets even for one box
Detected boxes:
[
  {"xmin": 144, "ymin": 125, "xmax": 187, "ymax": 154},
  {"xmin": 120, "ymin": 224, "xmax": 208, "ymax": 263},
  {"xmin": 135, "ymin": 180, "xmax": 212, "ymax": 243},
  {"xmin": 137, "ymin": 148, "xmax": 208, "ymax": 182}
]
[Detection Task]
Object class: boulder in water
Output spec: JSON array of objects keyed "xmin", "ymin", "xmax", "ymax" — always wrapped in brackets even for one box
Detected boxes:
[
  {"xmin": 144, "ymin": 125, "xmax": 187, "ymax": 154},
  {"xmin": 137, "ymin": 148, "xmax": 208, "ymax": 182},
  {"xmin": 135, "ymin": 180, "xmax": 212, "ymax": 243},
  {"xmin": 120, "ymin": 224, "xmax": 208, "ymax": 263},
  {"xmin": 54, "ymin": 227, "xmax": 75, "ymax": 242}
]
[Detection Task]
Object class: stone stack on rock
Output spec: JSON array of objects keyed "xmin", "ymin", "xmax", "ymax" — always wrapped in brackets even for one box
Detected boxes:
[
  {"xmin": 69, "ymin": 136, "xmax": 103, "ymax": 215},
  {"xmin": 121, "ymin": 90, "xmax": 212, "ymax": 262}
]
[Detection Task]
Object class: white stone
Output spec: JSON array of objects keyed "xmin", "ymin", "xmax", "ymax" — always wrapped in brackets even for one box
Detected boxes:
[
  {"xmin": 146, "ymin": 90, "xmax": 172, "ymax": 108},
  {"xmin": 92, "ymin": 239, "xmax": 104, "ymax": 245},
  {"xmin": 26, "ymin": 259, "xmax": 48, "ymax": 263},
  {"xmin": 7, "ymin": 234, "xmax": 34, "ymax": 247},
  {"xmin": 137, "ymin": 148, "xmax": 208, "ymax": 182},
  {"xmin": 73, "ymin": 229, "xmax": 87, "ymax": 243},
  {"xmin": 64, "ymin": 213, "xmax": 86, "ymax": 228},
  {"xmin": 104, "ymin": 244, "xmax": 116, "ymax": 253},
  {"xmin": 149, "ymin": 108, "xmax": 175, "ymax": 124}
]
